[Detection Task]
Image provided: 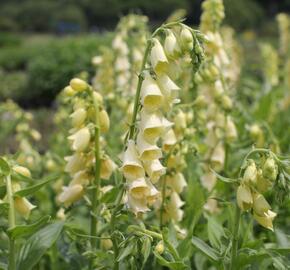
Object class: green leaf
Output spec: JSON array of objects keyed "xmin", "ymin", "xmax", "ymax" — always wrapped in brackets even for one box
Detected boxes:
[
  {"xmin": 14, "ymin": 173, "xmax": 60, "ymax": 197},
  {"xmin": 100, "ymin": 186, "xmax": 119, "ymax": 203},
  {"xmin": 210, "ymin": 169, "xmax": 239, "ymax": 184},
  {"xmin": 191, "ymin": 237, "xmax": 220, "ymax": 262},
  {"xmin": 0, "ymin": 185, "xmax": 6, "ymax": 198},
  {"xmin": 0, "ymin": 202, "xmax": 9, "ymax": 216},
  {"xmin": 0, "ymin": 158, "xmax": 10, "ymax": 176},
  {"xmin": 12, "ymin": 172, "xmax": 33, "ymax": 183},
  {"xmin": 153, "ymin": 252, "xmax": 188, "ymax": 270},
  {"xmin": 207, "ymin": 217, "xmax": 226, "ymax": 250},
  {"xmin": 141, "ymin": 237, "xmax": 151, "ymax": 266},
  {"xmin": 8, "ymin": 215, "xmax": 51, "ymax": 239},
  {"xmin": 117, "ymin": 241, "xmax": 136, "ymax": 262},
  {"xmin": 16, "ymin": 222, "xmax": 63, "ymax": 270}
]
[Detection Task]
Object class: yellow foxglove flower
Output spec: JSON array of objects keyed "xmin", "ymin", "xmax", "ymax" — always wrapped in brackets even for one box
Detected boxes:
[
  {"xmin": 146, "ymin": 179, "xmax": 160, "ymax": 205},
  {"xmin": 252, "ymin": 193, "xmax": 271, "ymax": 216},
  {"xmin": 140, "ymin": 110, "xmax": 172, "ymax": 143},
  {"xmin": 99, "ymin": 110, "xmax": 110, "ymax": 133},
  {"xmin": 210, "ymin": 142, "xmax": 225, "ymax": 171},
  {"xmin": 14, "ymin": 197, "xmax": 36, "ymax": 219},
  {"xmin": 164, "ymin": 30, "xmax": 180, "ymax": 59},
  {"xmin": 237, "ymin": 184, "xmax": 253, "ymax": 211},
  {"xmin": 256, "ymin": 169, "xmax": 272, "ymax": 193},
  {"xmin": 64, "ymin": 153, "xmax": 86, "ymax": 175},
  {"xmin": 122, "ymin": 140, "xmax": 145, "ymax": 180},
  {"xmin": 115, "ymin": 56, "xmax": 130, "ymax": 72},
  {"xmin": 70, "ymin": 108, "xmax": 87, "ymax": 127},
  {"xmin": 262, "ymin": 157, "xmax": 278, "ymax": 181},
  {"xmin": 100, "ymin": 157, "xmax": 116, "ymax": 180},
  {"xmin": 93, "ymin": 91, "xmax": 104, "ymax": 105},
  {"xmin": 243, "ymin": 160, "xmax": 257, "ymax": 185},
  {"xmin": 69, "ymin": 170, "xmax": 90, "ymax": 186},
  {"xmin": 166, "ymin": 172, "xmax": 187, "ymax": 194},
  {"xmin": 225, "ymin": 117, "xmax": 238, "ymax": 141},
  {"xmin": 201, "ymin": 169, "xmax": 217, "ymax": 191},
  {"xmin": 253, "ymin": 210, "xmax": 276, "ymax": 231},
  {"xmin": 140, "ymin": 74, "xmax": 164, "ymax": 112},
  {"xmin": 13, "ymin": 165, "xmax": 31, "ymax": 178},
  {"xmin": 162, "ymin": 128, "xmax": 177, "ymax": 152},
  {"xmin": 58, "ymin": 184, "xmax": 84, "ymax": 207},
  {"xmin": 143, "ymin": 159, "xmax": 166, "ymax": 184},
  {"xmin": 68, "ymin": 127, "xmax": 91, "ymax": 152},
  {"xmin": 136, "ymin": 133, "xmax": 162, "ymax": 161},
  {"xmin": 70, "ymin": 78, "xmax": 88, "ymax": 92},
  {"xmin": 63, "ymin": 86, "xmax": 75, "ymax": 96},
  {"xmin": 150, "ymin": 38, "xmax": 168, "ymax": 74},
  {"xmin": 166, "ymin": 191, "xmax": 184, "ymax": 222},
  {"xmin": 157, "ymin": 74, "xmax": 180, "ymax": 100},
  {"xmin": 128, "ymin": 178, "xmax": 150, "ymax": 199},
  {"xmin": 127, "ymin": 194, "xmax": 149, "ymax": 214}
]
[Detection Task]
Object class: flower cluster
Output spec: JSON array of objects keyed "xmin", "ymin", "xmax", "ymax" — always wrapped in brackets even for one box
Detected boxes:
[
  {"xmin": 236, "ymin": 155, "xmax": 279, "ymax": 230},
  {"xmin": 58, "ymin": 78, "xmax": 115, "ymax": 207},
  {"xmin": 276, "ymin": 13, "xmax": 289, "ymax": 56},
  {"xmin": 122, "ymin": 24, "xmax": 199, "ymax": 215}
]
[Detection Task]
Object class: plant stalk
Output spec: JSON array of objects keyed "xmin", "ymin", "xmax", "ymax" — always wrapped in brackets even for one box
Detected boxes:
[
  {"xmin": 229, "ymin": 204, "xmax": 241, "ymax": 270},
  {"xmin": 6, "ymin": 174, "xmax": 16, "ymax": 270},
  {"xmin": 89, "ymin": 93, "xmax": 101, "ymax": 270}
]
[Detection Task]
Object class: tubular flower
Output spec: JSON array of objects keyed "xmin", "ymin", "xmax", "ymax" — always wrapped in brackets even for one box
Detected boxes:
[
  {"xmin": 236, "ymin": 184, "xmax": 253, "ymax": 211},
  {"xmin": 58, "ymin": 80, "xmax": 115, "ymax": 207}
]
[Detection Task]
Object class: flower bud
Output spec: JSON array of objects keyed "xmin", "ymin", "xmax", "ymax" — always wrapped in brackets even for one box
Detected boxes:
[
  {"xmin": 13, "ymin": 165, "xmax": 31, "ymax": 178},
  {"xmin": 101, "ymin": 237, "xmax": 113, "ymax": 250},
  {"xmin": 99, "ymin": 110, "xmax": 110, "ymax": 133},
  {"xmin": 93, "ymin": 92, "xmax": 104, "ymax": 105},
  {"xmin": 70, "ymin": 108, "xmax": 87, "ymax": 127},
  {"xmin": 220, "ymin": 95, "xmax": 233, "ymax": 110},
  {"xmin": 65, "ymin": 153, "xmax": 86, "ymax": 175},
  {"xmin": 201, "ymin": 169, "xmax": 217, "ymax": 191},
  {"xmin": 262, "ymin": 157, "xmax": 278, "ymax": 181},
  {"xmin": 155, "ymin": 241, "xmax": 165, "ymax": 254},
  {"xmin": 58, "ymin": 184, "xmax": 84, "ymax": 207},
  {"xmin": 237, "ymin": 184, "xmax": 253, "ymax": 211},
  {"xmin": 150, "ymin": 38, "xmax": 168, "ymax": 74},
  {"xmin": 14, "ymin": 197, "xmax": 36, "ymax": 219},
  {"xmin": 30, "ymin": 130, "xmax": 41, "ymax": 141},
  {"xmin": 70, "ymin": 78, "xmax": 88, "ymax": 92},
  {"xmin": 63, "ymin": 86, "xmax": 75, "ymax": 96},
  {"xmin": 180, "ymin": 27, "xmax": 193, "ymax": 50},
  {"xmin": 243, "ymin": 160, "xmax": 257, "ymax": 185},
  {"xmin": 213, "ymin": 80, "xmax": 224, "ymax": 97},
  {"xmin": 56, "ymin": 208, "xmax": 66, "ymax": 220},
  {"xmin": 225, "ymin": 117, "xmax": 238, "ymax": 141},
  {"xmin": 68, "ymin": 127, "xmax": 91, "ymax": 152},
  {"xmin": 162, "ymin": 128, "xmax": 177, "ymax": 152},
  {"xmin": 256, "ymin": 169, "xmax": 272, "ymax": 193},
  {"xmin": 174, "ymin": 110, "xmax": 187, "ymax": 130},
  {"xmin": 100, "ymin": 157, "xmax": 116, "ymax": 180},
  {"xmin": 164, "ymin": 30, "xmax": 180, "ymax": 59},
  {"xmin": 210, "ymin": 142, "xmax": 225, "ymax": 172},
  {"xmin": 166, "ymin": 172, "xmax": 187, "ymax": 194}
]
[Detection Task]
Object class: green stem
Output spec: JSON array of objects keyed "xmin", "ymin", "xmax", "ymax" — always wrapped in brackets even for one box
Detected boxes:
[
  {"xmin": 159, "ymin": 176, "xmax": 166, "ymax": 228},
  {"xmin": 229, "ymin": 204, "xmax": 241, "ymax": 270},
  {"xmin": 89, "ymin": 92, "xmax": 101, "ymax": 270},
  {"xmin": 6, "ymin": 175, "xmax": 16, "ymax": 270}
]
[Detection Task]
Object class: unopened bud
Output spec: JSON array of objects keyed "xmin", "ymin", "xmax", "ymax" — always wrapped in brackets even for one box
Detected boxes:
[
  {"xmin": 70, "ymin": 78, "xmax": 88, "ymax": 92},
  {"xmin": 155, "ymin": 241, "xmax": 164, "ymax": 254}
]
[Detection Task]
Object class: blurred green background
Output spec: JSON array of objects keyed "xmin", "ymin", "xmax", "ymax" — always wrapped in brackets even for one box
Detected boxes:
[{"xmin": 0, "ymin": 0, "xmax": 289, "ymax": 107}]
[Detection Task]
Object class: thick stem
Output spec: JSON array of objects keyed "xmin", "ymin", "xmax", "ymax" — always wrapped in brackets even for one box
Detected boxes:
[
  {"xmin": 89, "ymin": 94, "xmax": 101, "ymax": 270},
  {"xmin": 6, "ymin": 175, "xmax": 16, "ymax": 270},
  {"xmin": 229, "ymin": 204, "xmax": 241, "ymax": 270}
]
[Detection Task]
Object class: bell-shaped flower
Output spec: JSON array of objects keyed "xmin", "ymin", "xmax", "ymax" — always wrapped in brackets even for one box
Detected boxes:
[
  {"xmin": 201, "ymin": 168, "xmax": 217, "ymax": 191},
  {"xmin": 256, "ymin": 169, "xmax": 272, "ymax": 193},
  {"xmin": 237, "ymin": 184, "xmax": 253, "ymax": 211},
  {"xmin": 136, "ymin": 133, "xmax": 162, "ymax": 161},
  {"xmin": 128, "ymin": 178, "xmax": 150, "ymax": 200},
  {"xmin": 252, "ymin": 193, "xmax": 271, "ymax": 216},
  {"xmin": 69, "ymin": 170, "xmax": 90, "ymax": 186},
  {"xmin": 225, "ymin": 116, "xmax": 238, "ymax": 141},
  {"xmin": 150, "ymin": 38, "xmax": 168, "ymax": 74},
  {"xmin": 166, "ymin": 172, "xmax": 187, "ymax": 194},
  {"xmin": 162, "ymin": 128, "xmax": 177, "ymax": 152},
  {"xmin": 100, "ymin": 157, "xmax": 116, "ymax": 180},
  {"xmin": 140, "ymin": 74, "xmax": 164, "ymax": 112},
  {"xmin": 14, "ymin": 197, "xmax": 36, "ymax": 219},
  {"xmin": 143, "ymin": 159, "xmax": 166, "ymax": 184},
  {"xmin": 210, "ymin": 142, "xmax": 225, "ymax": 172},
  {"xmin": 164, "ymin": 30, "xmax": 180, "ymax": 59},
  {"xmin": 122, "ymin": 140, "xmax": 145, "ymax": 180},
  {"xmin": 13, "ymin": 165, "xmax": 31, "ymax": 178},
  {"xmin": 253, "ymin": 209, "xmax": 276, "ymax": 231},
  {"xmin": 58, "ymin": 184, "xmax": 84, "ymax": 207},
  {"xmin": 70, "ymin": 108, "xmax": 87, "ymax": 127},
  {"xmin": 166, "ymin": 191, "xmax": 184, "ymax": 222},
  {"xmin": 68, "ymin": 127, "xmax": 91, "ymax": 152},
  {"xmin": 180, "ymin": 27, "xmax": 193, "ymax": 50},
  {"xmin": 127, "ymin": 194, "xmax": 149, "ymax": 214},
  {"xmin": 157, "ymin": 74, "xmax": 180, "ymax": 100},
  {"xmin": 146, "ymin": 179, "xmax": 160, "ymax": 205},
  {"xmin": 140, "ymin": 110, "xmax": 172, "ymax": 143},
  {"xmin": 64, "ymin": 153, "xmax": 86, "ymax": 175},
  {"xmin": 99, "ymin": 109, "xmax": 110, "ymax": 133}
]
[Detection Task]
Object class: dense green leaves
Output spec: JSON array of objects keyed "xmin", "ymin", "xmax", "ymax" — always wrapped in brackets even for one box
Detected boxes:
[{"xmin": 191, "ymin": 237, "xmax": 220, "ymax": 262}]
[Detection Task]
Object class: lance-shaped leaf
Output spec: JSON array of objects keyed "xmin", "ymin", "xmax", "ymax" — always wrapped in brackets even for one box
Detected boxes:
[
  {"xmin": 210, "ymin": 169, "xmax": 239, "ymax": 184},
  {"xmin": 14, "ymin": 173, "xmax": 60, "ymax": 197},
  {"xmin": 0, "ymin": 158, "xmax": 10, "ymax": 176},
  {"xmin": 8, "ymin": 215, "xmax": 51, "ymax": 239},
  {"xmin": 191, "ymin": 236, "xmax": 220, "ymax": 262},
  {"xmin": 17, "ymin": 222, "xmax": 64, "ymax": 270}
]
